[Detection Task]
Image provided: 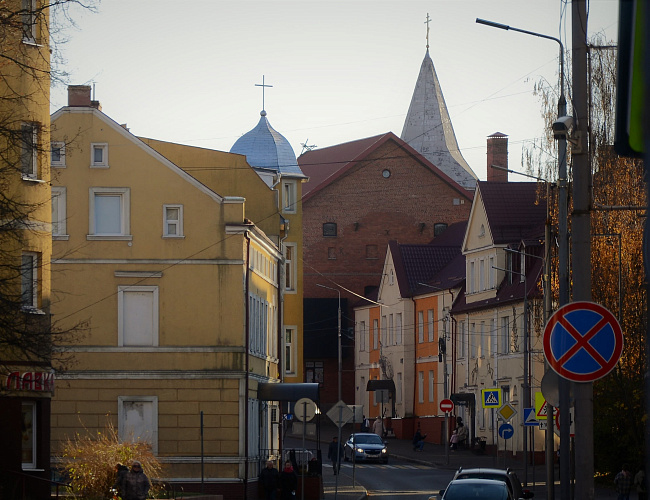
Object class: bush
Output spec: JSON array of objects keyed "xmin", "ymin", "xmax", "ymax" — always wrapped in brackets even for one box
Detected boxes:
[{"xmin": 59, "ymin": 421, "xmax": 164, "ymax": 499}]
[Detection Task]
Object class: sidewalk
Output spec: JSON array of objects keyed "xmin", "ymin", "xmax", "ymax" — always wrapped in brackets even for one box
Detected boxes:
[{"xmin": 300, "ymin": 422, "xmax": 617, "ymax": 500}]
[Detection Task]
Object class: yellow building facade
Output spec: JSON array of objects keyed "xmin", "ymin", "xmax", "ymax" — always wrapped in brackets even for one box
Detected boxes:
[{"xmin": 49, "ymin": 87, "xmax": 301, "ymax": 496}]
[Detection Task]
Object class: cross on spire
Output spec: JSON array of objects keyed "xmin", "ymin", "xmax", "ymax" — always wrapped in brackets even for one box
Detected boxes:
[
  {"xmin": 425, "ymin": 13, "xmax": 431, "ymax": 49},
  {"xmin": 255, "ymin": 75, "xmax": 273, "ymax": 112}
]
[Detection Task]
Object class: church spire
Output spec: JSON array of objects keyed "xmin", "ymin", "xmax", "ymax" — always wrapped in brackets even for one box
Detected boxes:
[{"xmin": 401, "ymin": 35, "xmax": 477, "ymax": 190}]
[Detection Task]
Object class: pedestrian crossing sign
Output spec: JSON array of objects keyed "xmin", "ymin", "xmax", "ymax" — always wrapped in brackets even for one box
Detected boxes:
[{"xmin": 481, "ymin": 388, "xmax": 502, "ymax": 408}]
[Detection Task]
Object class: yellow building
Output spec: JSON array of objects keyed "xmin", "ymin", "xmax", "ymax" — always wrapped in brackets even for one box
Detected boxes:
[
  {"xmin": 0, "ymin": 1, "xmax": 54, "ymax": 497},
  {"xmin": 49, "ymin": 86, "xmax": 297, "ymax": 496}
]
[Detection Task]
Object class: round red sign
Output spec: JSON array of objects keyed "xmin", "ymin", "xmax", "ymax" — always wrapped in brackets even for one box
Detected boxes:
[{"xmin": 440, "ymin": 399, "xmax": 454, "ymax": 413}]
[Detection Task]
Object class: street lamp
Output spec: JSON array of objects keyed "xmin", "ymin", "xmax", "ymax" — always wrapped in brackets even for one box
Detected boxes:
[
  {"xmin": 477, "ymin": 18, "xmax": 570, "ymax": 500},
  {"xmin": 315, "ymin": 283, "xmax": 342, "ymax": 499}
]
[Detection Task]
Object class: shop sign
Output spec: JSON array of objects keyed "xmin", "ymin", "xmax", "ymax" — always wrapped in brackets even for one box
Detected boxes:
[{"xmin": 5, "ymin": 371, "xmax": 55, "ymax": 392}]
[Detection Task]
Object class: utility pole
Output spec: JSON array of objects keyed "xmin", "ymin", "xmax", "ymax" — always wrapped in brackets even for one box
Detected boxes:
[{"xmin": 571, "ymin": 1, "xmax": 594, "ymax": 499}]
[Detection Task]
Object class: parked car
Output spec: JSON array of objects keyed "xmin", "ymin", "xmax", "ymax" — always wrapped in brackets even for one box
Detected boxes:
[
  {"xmin": 431, "ymin": 478, "xmax": 513, "ymax": 500},
  {"xmin": 452, "ymin": 467, "xmax": 534, "ymax": 499},
  {"xmin": 343, "ymin": 433, "xmax": 389, "ymax": 463}
]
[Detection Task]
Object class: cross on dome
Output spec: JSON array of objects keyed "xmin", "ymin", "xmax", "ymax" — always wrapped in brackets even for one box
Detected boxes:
[{"xmin": 255, "ymin": 75, "xmax": 273, "ymax": 113}]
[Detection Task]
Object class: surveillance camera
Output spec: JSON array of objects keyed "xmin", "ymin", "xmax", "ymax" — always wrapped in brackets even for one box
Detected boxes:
[{"xmin": 552, "ymin": 116, "xmax": 574, "ymax": 139}]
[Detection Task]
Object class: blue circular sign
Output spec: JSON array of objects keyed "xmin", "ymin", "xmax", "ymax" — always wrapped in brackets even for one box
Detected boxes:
[{"xmin": 499, "ymin": 423, "xmax": 514, "ymax": 440}]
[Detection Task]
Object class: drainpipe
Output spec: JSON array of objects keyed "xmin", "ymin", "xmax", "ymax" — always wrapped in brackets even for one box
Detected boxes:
[
  {"xmin": 244, "ymin": 231, "xmax": 251, "ymax": 499},
  {"xmin": 412, "ymin": 298, "xmax": 418, "ymax": 422}
]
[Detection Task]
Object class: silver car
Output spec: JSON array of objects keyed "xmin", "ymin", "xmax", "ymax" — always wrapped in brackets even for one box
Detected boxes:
[{"xmin": 343, "ymin": 433, "xmax": 389, "ymax": 463}]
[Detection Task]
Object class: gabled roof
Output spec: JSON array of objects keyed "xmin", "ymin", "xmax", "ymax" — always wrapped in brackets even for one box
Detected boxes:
[
  {"xmin": 390, "ymin": 240, "xmax": 462, "ymax": 298},
  {"xmin": 478, "ymin": 181, "xmax": 547, "ymax": 245},
  {"xmin": 429, "ymin": 220, "xmax": 468, "ymax": 246},
  {"xmin": 298, "ymin": 132, "xmax": 473, "ymax": 201}
]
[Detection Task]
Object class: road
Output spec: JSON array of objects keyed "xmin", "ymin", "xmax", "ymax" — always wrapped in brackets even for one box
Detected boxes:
[{"xmin": 322, "ymin": 458, "xmax": 455, "ymax": 500}]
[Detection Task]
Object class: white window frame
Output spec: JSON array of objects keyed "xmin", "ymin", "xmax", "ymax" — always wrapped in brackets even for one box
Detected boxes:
[
  {"xmin": 21, "ymin": 401, "xmax": 37, "ymax": 469},
  {"xmin": 118, "ymin": 396, "xmax": 158, "ymax": 454},
  {"xmin": 500, "ymin": 316, "xmax": 510, "ymax": 354},
  {"xmin": 163, "ymin": 204, "xmax": 184, "ymax": 238},
  {"xmin": 285, "ymin": 326, "xmax": 296, "ymax": 375},
  {"xmin": 396, "ymin": 313, "xmax": 402, "ymax": 345},
  {"xmin": 51, "ymin": 187, "xmax": 68, "ymax": 239},
  {"xmin": 117, "ymin": 286, "xmax": 159, "ymax": 347},
  {"xmin": 21, "ymin": 123, "xmax": 38, "ymax": 179},
  {"xmin": 22, "ymin": 0, "xmax": 37, "ymax": 43},
  {"xmin": 489, "ymin": 256, "xmax": 495, "ymax": 289},
  {"xmin": 458, "ymin": 320, "xmax": 466, "ymax": 358},
  {"xmin": 282, "ymin": 180, "xmax": 297, "ymax": 214},
  {"xmin": 90, "ymin": 143, "xmax": 109, "ymax": 168},
  {"xmin": 51, "ymin": 141, "xmax": 66, "ymax": 167},
  {"xmin": 418, "ymin": 372, "xmax": 424, "ymax": 403},
  {"xmin": 381, "ymin": 315, "xmax": 387, "ymax": 346},
  {"xmin": 427, "ymin": 309, "xmax": 434, "ymax": 342},
  {"xmin": 283, "ymin": 243, "xmax": 297, "ymax": 293},
  {"xmin": 389, "ymin": 314, "xmax": 394, "ymax": 345},
  {"xmin": 470, "ymin": 323, "xmax": 477, "ymax": 358},
  {"xmin": 418, "ymin": 311, "xmax": 424, "ymax": 343},
  {"xmin": 479, "ymin": 259, "xmax": 485, "ymax": 291},
  {"xmin": 469, "ymin": 261, "xmax": 475, "ymax": 293},
  {"xmin": 480, "ymin": 321, "xmax": 486, "ymax": 357},
  {"xmin": 88, "ymin": 187, "xmax": 131, "ymax": 240},
  {"xmin": 373, "ymin": 319, "xmax": 378, "ymax": 350},
  {"xmin": 490, "ymin": 319, "xmax": 497, "ymax": 356},
  {"xmin": 21, "ymin": 252, "xmax": 38, "ymax": 310},
  {"xmin": 428, "ymin": 371, "xmax": 434, "ymax": 402},
  {"xmin": 359, "ymin": 321, "xmax": 366, "ymax": 352}
]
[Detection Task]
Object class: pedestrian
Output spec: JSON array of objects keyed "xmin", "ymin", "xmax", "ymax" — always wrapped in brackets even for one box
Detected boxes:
[
  {"xmin": 121, "ymin": 461, "xmax": 150, "ymax": 500},
  {"xmin": 372, "ymin": 416, "xmax": 384, "ymax": 436},
  {"xmin": 361, "ymin": 415, "xmax": 369, "ymax": 433},
  {"xmin": 327, "ymin": 436, "xmax": 344, "ymax": 475},
  {"xmin": 634, "ymin": 468, "xmax": 647, "ymax": 500},
  {"xmin": 456, "ymin": 420, "xmax": 468, "ymax": 449},
  {"xmin": 279, "ymin": 460, "xmax": 297, "ymax": 500},
  {"xmin": 615, "ymin": 463, "xmax": 633, "ymax": 500},
  {"xmin": 412, "ymin": 427, "xmax": 426, "ymax": 451},
  {"xmin": 259, "ymin": 459, "xmax": 280, "ymax": 500},
  {"xmin": 450, "ymin": 429, "xmax": 459, "ymax": 450}
]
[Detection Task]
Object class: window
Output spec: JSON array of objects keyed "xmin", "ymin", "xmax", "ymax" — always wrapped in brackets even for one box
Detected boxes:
[
  {"xmin": 118, "ymin": 286, "xmax": 159, "ymax": 346},
  {"xmin": 381, "ymin": 315, "xmax": 387, "ymax": 346},
  {"xmin": 388, "ymin": 314, "xmax": 394, "ymax": 345},
  {"xmin": 520, "ymin": 252, "xmax": 526, "ymax": 282},
  {"xmin": 249, "ymin": 294, "xmax": 268, "ymax": 356},
  {"xmin": 89, "ymin": 187, "xmax": 131, "ymax": 239},
  {"xmin": 490, "ymin": 319, "xmax": 496, "ymax": 356},
  {"xmin": 418, "ymin": 372, "xmax": 424, "ymax": 403},
  {"xmin": 22, "ymin": 0, "xmax": 37, "ymax": 42},
  {"xmin": 434, "ymin": 223, "xmax": 448, "ymax": 236},
  {"xmin": 418, "ymin": 311, "xmax": 424, "ymax": 343},
  {"xmin": 285, "ymin": 327, "xmax": 296, "ymax": 374},
  {"xmin": 429, "ymin": 371, "xmax": 434, "ymax": 402},
  {"xmin": 21, "ymin": 252, "xmax": 38, "ymax": 309},
  {"xmin": 480, "ymin": 321, "xmax": 486, "ymax": 357},
  {"xmin": 21, "ymin": 402, "xmax": 36, "ymax": 469},
  {"xmin": 396, "ymin": 373, "xmax": 402, "ymax": 404},
  {"xmin": 366, "ymin": 244, "xmax": 378, "ymax": 259},
  {"xmin": 428, "ymin": 309, "xmax": 434, "ymax": 342},
  {"xmin": 21, "ymin": 123, "xmax": 38, "ymax": 179},
  {"xmin": 51, "ymin": 187, "xmax": 67, "ymax": 238},
  {"xmin": 470, "ymin": 323, "xmax": 477, "ymax": 358},
  {"xmin": 469, "ymin": 261, "xmax": 475, "ymax": 293},
  {"xmin": 284, "ymin": 243, "xmax": 296, "ymax": 292},
  {"xmin": 479, "ymin": 260, "xmax": 485, "ymax": 291},
  {"xmin": 282, "ymin": 181, "xmax": 296, "ymax": 213},
  {"xmin": 90, "ymin": 143, "xmax": 109, "ymax": 167},
  {"xmin": 118, "ymin": 396, "xmax": 158, "ymax": 453},
  {"xmin": 323, "ymin": 222, "xmax": 337, "ymax": 237},
  {"xmin": 458, "ymin": 321, "xmax": 466, "ymax": 358},
  {"xmin": 489, "ymin": 256, "xmax": 495, "ymax": 289},
  {"xmin": 500, "ymin": 316, "xmax": 510, "ymax": 354},
  {"xmin": 51, "ymin": 142, "xmax": 65, "ymax": 167},
  {"xmin": 396, "ymin": 313, "xmax": 402, "ymax": 345},
  {"xmin": 305, "ymin": 361, "xmax": 323, "ymax": 385},
  {"xmin": 359, "ymin": 321, "xmax": 366, "ymax": 352},
  {"xmin": 163, "ymin": 204, "xmax": 183, "ymax": 237},
  {"xmin": 328, "ymin": 247, "xmax": 337, "ymax": 259},
  {"xmin": 506, "ymin": 252, "xmax": 514, "ymax": 284},
  {"xmin": 373, "ymin": 319, "xmax": 378, "ymax": 350}
]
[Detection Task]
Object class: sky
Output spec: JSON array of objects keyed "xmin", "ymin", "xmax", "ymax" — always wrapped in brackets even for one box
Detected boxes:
[{"xmin": 50, "ymin": 0, "xmax": 620, "ymax": 182}]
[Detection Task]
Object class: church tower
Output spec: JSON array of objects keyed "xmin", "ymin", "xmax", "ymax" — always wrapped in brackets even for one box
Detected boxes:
[{"xmin": 401, "ymin": 16, "xmax": 477, "ymax": 190}]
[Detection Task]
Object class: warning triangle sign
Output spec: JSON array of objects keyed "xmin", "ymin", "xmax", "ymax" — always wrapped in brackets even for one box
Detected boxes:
[{"xmin": 536, "ymin": 401, "xmax": 548, "ymax": 418}]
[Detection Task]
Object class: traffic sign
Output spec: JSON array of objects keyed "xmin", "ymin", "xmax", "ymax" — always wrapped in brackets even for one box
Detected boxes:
[
  {"xmin": 543, "ymin": 301, "xmax": 623, "ymax": 382},
  {"xmin": 523, "ymin": 408, "xmax": 538, "ymax": 426},
  {"xmin": 497, "ymin": 403, "xmax": 517, "ymax": 422},
  {"xmin": 326, "ymin": 400, "xmax": 353, "ymax": 428},
  {"xmin": 554, "ymin": 408, "xmax": 575, "ymax": 437},
  {"xmin": 481, "ymin": 388, "xmax": 502, "ymax": 408},
  {"xmin": 295, "ymin": 398, "xmax": 317, "ymax": 422},
  {"xmin": 499, "ymin": 423, "xmax": 514, "ymax": 439},
  {"xmin": 440, "ymin": 399, "xmax": 454, "ymax": 413}
]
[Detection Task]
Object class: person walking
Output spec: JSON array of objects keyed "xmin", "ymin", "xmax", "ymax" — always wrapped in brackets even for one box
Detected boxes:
[
  {"xmin": 121, "ymin": 461, "xmax": 150, "ymax": 500},
  {"xmin": 259, "ymin": 459, "xmax": 280, "ymax": 500},
  {"xmin": 634, "ymin": 468, "xmax": 647, "ymax": 500},
  {"xmin": 615, "ymin": 464, "xmax": 633, "ymax": 500},
  {"xmin": 450, "ymin": 429, "xmax": 459, "ymax": 451},
  {"xmin": 412, "ymin": 427, "xmax": 426, "ymax": 451},
  {"xmin": 372, "ymin": 416, "xmax": 384, "ymax": 437},
  {"xmin": 279, "ymin": 460, "xmax": 297, "ymax": 500},
  {"xmin": 327, "ymin": 436, "xmax": 344, "ymax": 475}
]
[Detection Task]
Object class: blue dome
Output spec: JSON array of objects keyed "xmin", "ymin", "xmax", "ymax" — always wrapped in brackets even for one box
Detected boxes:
[{"xmin": 230, "ymin": 111, "xmax": 305, "ymax": 177}]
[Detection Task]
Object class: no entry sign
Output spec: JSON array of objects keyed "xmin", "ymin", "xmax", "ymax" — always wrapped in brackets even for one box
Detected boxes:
[
  {"xmin": 440, "ymin": 399, "xmax": 454, "ymax": 413},
  {"xmin": 543, "ymin": 301, "xmax": 623, "ymax": 382}
]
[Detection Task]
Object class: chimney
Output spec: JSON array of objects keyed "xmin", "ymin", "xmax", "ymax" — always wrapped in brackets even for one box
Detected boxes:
[
  {"xmin": 67, "ymin": 85, "xmax": 92, "ymax": 107},
  {"xmin": 486, "ymin": 132, "xmax": 508, "ymax": 182}
]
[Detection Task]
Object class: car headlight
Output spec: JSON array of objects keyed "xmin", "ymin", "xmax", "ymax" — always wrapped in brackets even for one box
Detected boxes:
[
  {"xmin": 381, "ymin": 448, "xmax": 387, "ymax": 454},
  {"xmin": 356, "ymin": 448, "xmax": 364, "ymax": 453}
]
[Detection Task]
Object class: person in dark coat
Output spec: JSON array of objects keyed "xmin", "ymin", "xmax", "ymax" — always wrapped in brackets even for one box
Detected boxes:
[
  {"xmin": 121, "ymin": 461, "xmax": 150, "ymax": 500},
  {"xmin": 279, "ymin": 460, "xmax": 298, "ymax": 500},
  {"xmin": 412, "ymin": 428, "xmax": 426, "ymax": 451},
  {"xmin": 327, "ymin": 436, "xmax": 344, "ymax": 475},
  {"xmin": 259, "ymin": 459, "xmax": 280, "ymax": 500}
]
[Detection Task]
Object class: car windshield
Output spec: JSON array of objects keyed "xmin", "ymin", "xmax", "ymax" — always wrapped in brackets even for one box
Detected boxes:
[
  {"xmin": 352, "ymin": 435, "xmax": 383, "ymax": 445},
  {"xmin": 444, "ymin": 482, "xmax": 509, "ymax": 500},
  {"xmin": 456, "ymin": 473, "xmax": 514, "ymax": 493}
]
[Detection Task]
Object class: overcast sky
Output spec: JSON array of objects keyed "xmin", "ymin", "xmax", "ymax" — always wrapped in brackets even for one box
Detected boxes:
[{"xmin": 51, "ymin": 0, "xmax": 619, "ymax": 181}]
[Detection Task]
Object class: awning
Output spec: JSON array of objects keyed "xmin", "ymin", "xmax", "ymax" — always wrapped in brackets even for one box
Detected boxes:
[
  {"xmin": 258, "ymin": 382, "xmax": 320, "ymax": 402},
  {"xmin": 366, "ymin": 380, "xmax": 396, "ymax": 392}
]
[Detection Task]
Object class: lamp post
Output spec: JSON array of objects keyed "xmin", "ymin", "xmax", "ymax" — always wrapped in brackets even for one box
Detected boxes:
[
  {"xmin": 316, "ymin": 283, "xmax": 342, "ymax": 499},
  {"xmin": 478, "ymin": 18, "xmax": 569, "ymax": 500}
]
